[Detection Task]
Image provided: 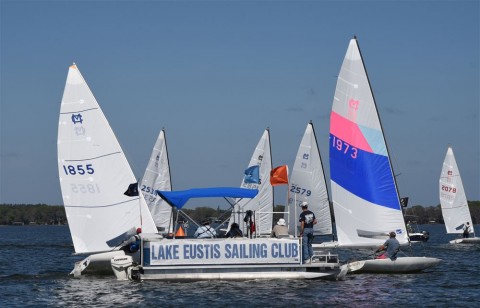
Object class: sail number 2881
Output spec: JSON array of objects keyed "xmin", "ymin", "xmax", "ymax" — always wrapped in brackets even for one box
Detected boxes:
[
  {"xmin": 332, "ymin": 136, "xmax": 358, "ymax": 159},
  {"xmin": 62, "ymin": 164, "xmax": 95, "ymax": 175}
]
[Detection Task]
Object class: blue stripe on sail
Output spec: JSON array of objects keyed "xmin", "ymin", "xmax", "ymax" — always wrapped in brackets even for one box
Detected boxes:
[{"xmin": 329, "ymin": 133, "xmax": 401, "ymax": 210}]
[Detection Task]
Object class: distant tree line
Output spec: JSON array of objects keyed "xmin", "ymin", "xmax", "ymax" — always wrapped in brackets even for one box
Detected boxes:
[
  {"xmin": 404, "ymin": 201, "xmax": 480, "ymax": 224},
  {"xmin": 1, "ymin": 201, "xmax": 478, "ymax": 226},
  {"xmin": 0, "ymin": 204, "xmax": 67, "ymax": 225}
]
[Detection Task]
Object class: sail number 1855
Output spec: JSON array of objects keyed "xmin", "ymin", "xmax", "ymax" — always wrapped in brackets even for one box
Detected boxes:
[
  {"xmin": 62, "ymin": 164, "xmax": 95, "ymax": 175},
  {"xmin": 332, "ymin": 136, "xmax": 358, "ymax": 159}
]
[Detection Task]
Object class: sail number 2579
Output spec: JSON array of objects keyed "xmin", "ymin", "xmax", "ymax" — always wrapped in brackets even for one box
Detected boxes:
[
  {"xmin": 332, "ymin": 136, "xmax": 358, "ymax": 159},
  {"xmin": 62, "ymin": 164, "xmax": 95, "ymax": 175}
]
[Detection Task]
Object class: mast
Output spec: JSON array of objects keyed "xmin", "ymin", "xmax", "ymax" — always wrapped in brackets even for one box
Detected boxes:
[
  {"xmin": 354, "ymin": 36, "xmax": 403, "ymax": 213},
  {"xmin": 309, "ymin": 120, "xmax": 334, "ymax": 239}
]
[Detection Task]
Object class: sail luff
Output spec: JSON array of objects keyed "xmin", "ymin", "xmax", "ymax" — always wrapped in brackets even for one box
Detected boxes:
[{"xmin": 354, "ymin": 38, "xmax": 404, "ymax": 215}]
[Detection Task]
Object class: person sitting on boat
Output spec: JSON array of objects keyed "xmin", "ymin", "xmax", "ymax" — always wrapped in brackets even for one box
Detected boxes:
[
  {"xmin": 225, "ymin": 222, "xmax": 243, "ymax": 238},
  {"xmin": 299, "ymin": 202, "xmax": 317, "ymax": 264},
  {"xmin": 194, "ymin": 220, "xmax": 217, "ymax": 239},
  {"xmin": 122, "ymin": 227, "xmax": 142, "ymax": 253},
  {"xmin": 375, "ymin": 231, "xmax": 400, "ymax": 261},
  {"xmin": 463, "ymin": 222, "xmax": 471, "ymax": 238},
  {"xmin": 271, "ymin": 218, "xmax": 289, "ymax": 238}
]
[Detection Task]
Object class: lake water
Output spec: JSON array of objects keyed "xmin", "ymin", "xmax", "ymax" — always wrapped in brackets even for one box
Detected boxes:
[{"xmin": 1, "ymin": 224, "xmax": 479, "ymax": 307}]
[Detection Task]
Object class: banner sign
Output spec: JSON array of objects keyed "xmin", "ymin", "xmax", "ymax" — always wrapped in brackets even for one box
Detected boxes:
[{"xmin": 146, "ymin": 238, "xmax": 300, "ymax": 266}]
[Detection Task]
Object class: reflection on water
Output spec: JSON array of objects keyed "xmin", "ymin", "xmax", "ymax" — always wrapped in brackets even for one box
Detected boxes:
[{"xmin": 1, "ymin": 224, "xmax": 479, "ymax": 306}]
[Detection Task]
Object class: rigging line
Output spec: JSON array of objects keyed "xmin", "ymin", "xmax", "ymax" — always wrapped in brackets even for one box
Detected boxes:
[
  {"xmin": 60, "ymin": 107, "xmax": 99, "ymax": 114},
  {"xmin": 64, "ymin": 151, "xmax": 121, "ymax": 162},
  {"xmin": 64, "ymin": 198, "xmax": 139, "ymax": 208}
]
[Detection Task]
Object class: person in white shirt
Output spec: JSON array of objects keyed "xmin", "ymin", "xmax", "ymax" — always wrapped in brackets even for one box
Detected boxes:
[{"xmin": 194, "ymin": 220, "xmax": 217, "ymax": 239}]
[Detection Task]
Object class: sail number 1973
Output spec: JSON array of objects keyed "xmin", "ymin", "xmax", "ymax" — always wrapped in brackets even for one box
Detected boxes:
[{"xmin": 332, "ymin": 136, "xmax": 358, "ymax": 159}]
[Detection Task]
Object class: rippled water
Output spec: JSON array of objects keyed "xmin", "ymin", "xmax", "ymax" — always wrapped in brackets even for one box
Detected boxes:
[{"xmin": 1, "ymin": 225, "xmax": 479, "ymax": 307}]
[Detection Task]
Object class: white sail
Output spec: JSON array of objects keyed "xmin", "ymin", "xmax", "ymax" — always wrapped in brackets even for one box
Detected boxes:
[
  {"xmin": 230, "ymin": 129, "xmax": 273, "ymax": 235},
  {"xmin": 286, "ymin": 122, "xmax": 332, "ymax": 236},
  {"xmin": 329, "ymin": 38, "xmax": 408, "ymax": 247},
  {"xmin": 439, "ymin": 146, "xmax": 473, "ymax": 234},
  {"xmin": 141, "ymin": 129, "xmax": 173, "ymax": 233},
  {"xmin": 57, "ymin": 64, "xmax": 157, "ymax": 254}
]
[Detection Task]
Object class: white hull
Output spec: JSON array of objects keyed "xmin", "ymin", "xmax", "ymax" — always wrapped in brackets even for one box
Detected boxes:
[
  {"xmin": 449, "ymin": 237, "xmax": 480, "ymax": 244},
  {"xmin": 313, "ymin": 241, "xmax": 339, "ymax": 248},
  {"xmin": 347, "ymin": 257, "xmax": 441, "ymax": 274},
  {"xmin": 140, "ymin": 263, "xmax": 348, "ymax": 281},
  {"xmin": 408, "ymin": 232, "xmax": 430, "ymax": 243}
]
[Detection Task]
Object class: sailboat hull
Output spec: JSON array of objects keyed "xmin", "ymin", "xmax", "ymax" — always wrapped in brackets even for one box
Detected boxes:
[
  {"xmin": 449, "ymin": 237, "xmax": 480, "ymax": 244},
  {"xmin": 347, "ymin": 257, "xmax": 441, "ymax": 273}
]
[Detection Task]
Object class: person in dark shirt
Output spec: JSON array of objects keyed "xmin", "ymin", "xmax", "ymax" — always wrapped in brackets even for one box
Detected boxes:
[
  {"xmin": 463, "ymin": 222, "xmax": 471, "ymax": 238},
  {"xmin": 225, "ymin": 223, "xmax": 243, "ymax": 238},
  {"xmin": 299, "ymin": 202, "xmax": 317, "ymax": 264},
  {"xmin": 376, "ymin": 231, "xmax": 400, "ymax": 261}
]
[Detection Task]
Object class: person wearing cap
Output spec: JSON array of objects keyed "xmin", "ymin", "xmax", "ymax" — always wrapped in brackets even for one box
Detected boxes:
[
  {"xmin": 271, "ymin": 218, "xmax": 289, "ymax": 238},
  {"xmin": 194, "ymin": 220, "xmax": 217, "ymax": 239},
  {"xmin": 299, "ymin": 202, "xmax": 317, "ymax": 263},
  {"xmin": 375, "ymin": 231, "xmax": 400, "ymax": 260}
]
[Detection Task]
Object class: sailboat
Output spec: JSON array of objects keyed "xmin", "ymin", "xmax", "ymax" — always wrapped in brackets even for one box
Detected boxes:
[
  {"xmin": 58, "ymin": 64, "xmax": 158, "ymax": 275},
  {"xmin": 140, "ymin": 128, "xmax": 173, "ymax": 234},
  {"xmin": 287, "ymin": 121, "xmax": 335, "ymax": 243},
  {"xmin": 229, "ymin": 128, "xmax": 274, "ymax": 236},
  {"xmin": 439, "ymin": 146, "xmax": 479, "ymax": 244},
  {"xmin": 329, "ymin": 38, "xmax": 441, "ymax": 273},
  {"xmin": 58, "ymin": 65, "xmax": 347, "ymax": 281}
]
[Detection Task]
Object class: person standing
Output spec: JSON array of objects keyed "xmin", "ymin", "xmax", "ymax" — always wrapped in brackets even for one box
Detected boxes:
[
  {"xmin": 463, "ymin": 222, "xmax": 471, "ymax": 238},
  {"xmin": 271, "ymin": 218, "xmax": 289, "ymax": 238},
  {"xmin": 376, "ymin": 231, "xmax": 400, "ymax": 261},
  {"xmin": 299, "ymin": 202, "xmax": 317, "ymax": 263}
]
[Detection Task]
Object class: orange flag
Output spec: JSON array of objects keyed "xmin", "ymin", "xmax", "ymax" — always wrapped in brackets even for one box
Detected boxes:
[{"xmin": 270, "ymin": 165, "xmax": 289, "ymax": 186}]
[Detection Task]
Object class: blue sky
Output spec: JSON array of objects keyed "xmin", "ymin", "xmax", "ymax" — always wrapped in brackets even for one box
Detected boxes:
[{"xmin": 1, "ymin": 0, "xmax": 478, "ymax": 208}]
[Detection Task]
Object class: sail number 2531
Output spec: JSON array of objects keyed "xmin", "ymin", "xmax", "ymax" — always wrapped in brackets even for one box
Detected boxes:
[
  {"xmin": 62, "ymin": 164, "xmax": 95, "ymax": 175},
  {"xmin": 332, "ymin": 136, "xmax": 358, "ymax": 159}
]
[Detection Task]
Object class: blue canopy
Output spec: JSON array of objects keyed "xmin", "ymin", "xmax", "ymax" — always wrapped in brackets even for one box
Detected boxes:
[{"xmin": 156, "ymin": 187, "xmax": 259, "ymax": 209}]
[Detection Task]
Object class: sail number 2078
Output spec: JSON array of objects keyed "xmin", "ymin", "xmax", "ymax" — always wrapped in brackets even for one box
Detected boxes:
[
  {"xmin": 441, "ymin": 185, "xmax": 456, "ymax": 193},
  {"xmin": 332, "ymin": 136, "xmax": 358, "ymax": 159},
  {"xmin": 62, "ymin": 164, "xmax": 95, "ymax": 175}
]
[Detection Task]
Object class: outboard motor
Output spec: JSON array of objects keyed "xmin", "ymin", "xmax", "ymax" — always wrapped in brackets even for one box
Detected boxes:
[{"xmin": 111, "ymin": 255, "xmax": 134, "ymax": 280}]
